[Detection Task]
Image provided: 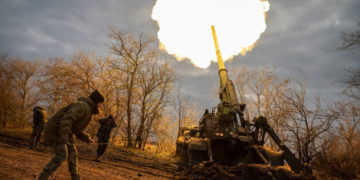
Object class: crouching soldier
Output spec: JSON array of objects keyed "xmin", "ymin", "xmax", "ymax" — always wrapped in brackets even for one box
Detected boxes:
[
  {"xmin": 38, "ymin": 90, "xmax": 104, "ymax": 180},
  {"xmin": 95, "ymin": 115, "xmax": 116, "ymax": 161},
  {"xmin": 30, "ymin": 106, "xmax": 47, "ymax": 149}
]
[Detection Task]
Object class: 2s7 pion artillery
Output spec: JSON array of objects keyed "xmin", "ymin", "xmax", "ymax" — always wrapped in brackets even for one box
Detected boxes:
[{"xmin": 175, "ymin": 26, "xmax": 312, "ymax": 174}]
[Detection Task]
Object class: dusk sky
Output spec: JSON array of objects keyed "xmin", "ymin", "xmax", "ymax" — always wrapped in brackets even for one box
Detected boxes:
[{"xmin": 1, "ymin": 0, "xmax": 359, "ymax": 109}]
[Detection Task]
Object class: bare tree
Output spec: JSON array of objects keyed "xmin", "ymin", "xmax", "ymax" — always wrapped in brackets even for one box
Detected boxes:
[
  {"xmin": 97, "ymin": 57, "xmax": 127, "ymax": 143},
  {"xmin": 313, "ymin": 98, "xmax": 360, "ymax": 179},
  {"xmin": 312, "ymin": 24, "xmax": 360, "ymax": 178},
  {"xmin": 111, "ymin": 83, "xmax": 127, "ymax": 144},
  {"xmin": 134, "ymin": 60, "xmax": 175, "ymax": 149},
  {"xmin": 172, "ymin": 82, "xmax": 201, "ymax": 130},
  {"xmin": 231, "ymin": 67, "xmax": 291, "ymax": 148},
  {"xmin": 40, "ymin": 53, "xmax": 99, "ymax": 116},
  {"xmin": 336, "ymin": 23, "xmax": 360, "ymax": 51},
  {"xmin": 109, "ymin": 28, "xmax": 156, "ymax": 147},
  {"xmin": 336, "ymin": 23, "xmax": 360, "ymax": 94},
  {"xmin": 40, "ymin": 58, "xmax": 75, "ymax": 115},
  {"xmin": 10, "ymin": 59, "xmax": 42, "ymax": 128},
  {"xmin": 284, "ymin": 80, "xmax": 338, "ymax": 163},
  {"xmin": 0, "ymin": 54, "xmax": 17, "ymax": 128},
  {"xmin": 342, "ymin": 68, "xmax": 360, "ymax": 88},
  {"xmin": 70, "ymin": 52, "xmax": 99, "ymax": 96},
  {"xmin": 313, "ymin": 62, "xmax": 360, "ymax": 179},
  {"xmin": 97, "ymin": 57, "xmax": 117, "ymax": 116},
  {"xmin": 152, "ymin": 114, "xmax": 177, "ymax": 154},
  {"xmin": 173, "ymin": 83, "xmax": 185, "ymax": 133}
]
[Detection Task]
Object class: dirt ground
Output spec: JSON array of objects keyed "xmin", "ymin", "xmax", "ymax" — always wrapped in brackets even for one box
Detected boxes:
[
  {"xmin": 0, "ymin": 133, "xmax": 178, "ymax": 180},
  {"xmin": 0, "ymin": 132, "xmax": 316, "ymax": 180},
  {"xmin": 178, "ymin": 161, "xmax": 315, "ymax": 180}
]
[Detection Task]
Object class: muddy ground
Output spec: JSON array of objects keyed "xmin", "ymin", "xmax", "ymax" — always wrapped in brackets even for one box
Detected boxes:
[{"xmin": 0, "ymin": 132, "xmax": 315, "ymax": 180}]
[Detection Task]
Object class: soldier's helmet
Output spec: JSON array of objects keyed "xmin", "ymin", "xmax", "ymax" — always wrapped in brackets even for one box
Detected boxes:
[
  {"xmin": 89, "ymin": 90, "xmax": 105, "ymax": 104},
  {"xmin": 33, "ymin": 106, "xmax": 43, "ymax": 111}
]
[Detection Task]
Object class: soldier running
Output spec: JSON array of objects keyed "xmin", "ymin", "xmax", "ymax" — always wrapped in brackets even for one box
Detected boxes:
[
  {"xmin": 38, "ymin": 90, "xmax": 104, "ymax": 180},
  {"xmin": 95, "ymin": 114, "xmax": 116, "ymax": 162},
  {"xmin": 30, "ymin": 106, "xmax": 47, "ymax": 149}
]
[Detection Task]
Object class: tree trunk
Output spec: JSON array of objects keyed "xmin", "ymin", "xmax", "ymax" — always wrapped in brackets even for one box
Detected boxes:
[
  {"xmin": 142, "ymin": 130, "xmax": 149, "ymax": 151},
  {"xmin": 142, "ymin": 113, "xmax": 157, "ymax": 151},
  {"xmin": 135, "ymin": 122, "xmax": 145, "ymax": 149},
  {"xmin": 126, "ymin": 109, "xmax": 132, "ymax": 147},
  {"xmin": 112, "ymin": 125, "xmax": 120, "ymax": 143}
]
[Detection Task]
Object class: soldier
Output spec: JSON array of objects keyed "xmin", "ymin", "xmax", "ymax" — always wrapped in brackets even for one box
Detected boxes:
[
  {"xmin": 217, "ymin": 102, "xmax": 236, "ymax": 133},
  {"xmin": 38, "ymin": 90, "xmax": 104, "ymax": 180},
  {"xmin": 95, "ymin": 114, "xmax": 116, "ymax": 162},
  {"xmin": 199, "ymin": 109, "xmax": 210, "ymax": 137},
  {"xmin": 30, "ymin": 106, "xmax": 48, "ymax": 149}
]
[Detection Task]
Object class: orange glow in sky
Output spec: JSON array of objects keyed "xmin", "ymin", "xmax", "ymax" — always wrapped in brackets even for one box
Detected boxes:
[{"xmin": 152, "ymin": 0, "xmax": 270, "ymax": 68}]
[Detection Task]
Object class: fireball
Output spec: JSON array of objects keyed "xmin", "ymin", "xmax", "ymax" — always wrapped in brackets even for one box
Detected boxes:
[{"xmin": 152, "ymin": 0, "xmax": 270, "ymax": 68}]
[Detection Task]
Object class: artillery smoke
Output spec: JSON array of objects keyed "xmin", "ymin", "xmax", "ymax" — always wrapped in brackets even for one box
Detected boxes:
[{"xmin": 151, "ymin": 0, "xmax": 270, "ymax": 68}]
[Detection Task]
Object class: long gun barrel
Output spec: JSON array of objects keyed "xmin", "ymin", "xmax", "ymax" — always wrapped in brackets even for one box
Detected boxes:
[{"xmin": 211, "ymin": 25, "xmax": 239, "ymax": 106}]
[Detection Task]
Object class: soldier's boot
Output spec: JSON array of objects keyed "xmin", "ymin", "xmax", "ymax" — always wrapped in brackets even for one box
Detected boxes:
[
  {"xmin": 37, "ymin": 159, "xmax": 64, "ymax": 180},
  {"xmin": 31, "ymin": 138, "xmax": 38, "ymax": 149},
  {"xmin": 29, "ymin": 143, "xmax": 34, "ymax": 149},
  {"xmin": 95, "ymin": 144, "xmax": 103, "ymax": 162},
  {"xmin": 34, "ymin": 134, "xmax": 42, "ymax": 150},
  {"xmin": 71, "ymin": 173, "xmax": 81, "ymax": 180},
  {"xmin": 38, "ymin": 144, "xmax": 67, "ymax": 179},
  {"xmin": 37, "ymin": 170, "xmax": 50, "ymax": 180},
  {"xmin": 95, "ymin": 154, "xmax": 100, "ymax": 162},
  {"xmin": 29, "ymin": 135, "xmax": 36, "ymax": 149}
]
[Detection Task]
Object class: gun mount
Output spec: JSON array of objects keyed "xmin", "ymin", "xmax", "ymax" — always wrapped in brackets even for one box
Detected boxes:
[{"xmin": 175, "ymin": 26, "xmax": 312, "ymax": 174}]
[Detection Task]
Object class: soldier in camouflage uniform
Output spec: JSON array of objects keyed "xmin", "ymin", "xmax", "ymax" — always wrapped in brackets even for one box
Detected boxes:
[
  {"xmin": 199, "ymin": 109, "xmax": 210, "ymax": 137},
  {"xmin": 95, "ymin": 114, "xmax": 116, "ymax": 161},
  {"xmin": 217, "ymin": 102, "xmax": 236, "ymax": 133},
  {"xmin": 38, "ymin": 90, "xmax": 105, "ymax": 180},
  {"xmin": 30, "ymin": 106, "xmax": 47, "ymax": 149}
]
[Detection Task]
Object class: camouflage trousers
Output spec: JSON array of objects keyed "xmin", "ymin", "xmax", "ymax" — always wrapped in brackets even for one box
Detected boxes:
[
  {"xmin": 38, "ymin": 136, "xmax": 80, "ymax": 180},
  {"xmin": 96, "ymin": 137, "xmax": 109, "ymax": 157},
  {"xmin": 30, "ymin": 125, "xmax": 44, "ymax": 149}
]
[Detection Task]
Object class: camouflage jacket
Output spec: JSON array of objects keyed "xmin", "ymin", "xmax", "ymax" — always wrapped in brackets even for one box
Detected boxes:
[
  {"xmin": 96, "ymin": 118, "xmax": 116, "ymax": 139},
  {"xmin": 32, "ymin": 107, "xmax": 48, "ymax": 127},
  {"xmin": 43, "ymin": 97, "xmax": 96, "ymax": 144}
]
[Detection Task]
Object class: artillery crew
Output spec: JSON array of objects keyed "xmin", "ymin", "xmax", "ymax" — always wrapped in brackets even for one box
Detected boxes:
[
  {"xmin": 30, "ymin": 106, "xmax": 48, "ymax": 150},
  {"xmin": 38, "ymin": 90, "xmax": 104, "ymax": 180},
  {"xmin": 95, "ymin": 115, "xmax": 116, "ymax": 162}
]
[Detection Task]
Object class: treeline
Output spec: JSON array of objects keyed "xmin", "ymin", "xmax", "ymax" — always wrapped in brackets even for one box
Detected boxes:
[{"xmin": 0, "ymin": 29, "xmax": 177, "ymax": 152}]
